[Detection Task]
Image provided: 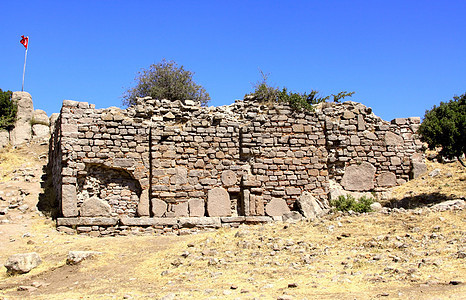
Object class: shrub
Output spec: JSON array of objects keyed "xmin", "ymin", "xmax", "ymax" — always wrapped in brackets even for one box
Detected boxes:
[
  {"xmin": 0, "ymin": 89, "xmax": 17, "ymax": 130},
  {"xmin": 418, "ymin": 93, "xmax": 466, "ymax": 166},
  {"xmin": 123, "ymin": 59, "xmax": 210, "ymax": 107},
  {"xmin": 246, "ymin": 70, "xmax": 354, "ymax": 111},
  {"xmin": 330, "ymin": 195, "xmax": 374, "ymax": 213}
]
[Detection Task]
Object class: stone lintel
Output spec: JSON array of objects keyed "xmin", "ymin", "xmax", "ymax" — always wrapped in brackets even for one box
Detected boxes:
[
  {"xmin": 244, "ymin": 216, "xmax": 273, "ymax": 223},
  {"xmin": 221, "ymin": 216, "xmax": 246, "ymax": 223},
  {"xmin": 57, "ymin": 217, "xmax": 119, "ymax": 226},
  {"xmin": 120, "ymin": 217, "xmax": 177, "ymax": 226},
  {"xmin": 178, "ymin": 217, "xmax": 221, "ymax": 228}
]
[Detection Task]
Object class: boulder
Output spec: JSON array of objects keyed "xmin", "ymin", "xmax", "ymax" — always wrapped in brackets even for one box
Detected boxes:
[
  {"xmin": 282, "ymin": 211, "xmax": 303, "ymax": 223},
  {"xmin": 296, "ymin": 191, "xmax": 325, "ymax": 220},
  {"xmin": 207, "ymin": 187, "xmax": 231, "ymax": 217},
  {"xmin": 10, "ymin": 92, "xmax": 33, "ymax": 146},
  {"xmin": 265, "ymin": 198, "xmax": 290, "ymax": 217},
  {"xmin": 370, "ymin": 202, "xmax": 383, "ymax": 212},
  {"xmin": 410, "ymin": 154, "xmax": 427, "ymax": 179},
  {"xmin": 4, "ymin": 252, "xmax": 41, "ymax": 275},
  {"xmin": 341, "ymin": 162, "xmax": 376, "ymax": 191},
  {"xmin": 0, "ymin": 130, "xmax": 9, "ymax": 148},
  {"xmin": 431, "ymin": 199, "xmax": 465, "ymax": 212},
  {"xmin": 32, "ymin": 124, "xmax": 50, "ymax": 139},
  {"xmin": 10, "ymin": 123, "xmax": 32, "ymax": 146},
  {"xmin": 32, "ymin": 109, "xmax": 50, "ymax": 126},
  {"xmin": 79, "ymin": 197, "xmax": 111, "ymax": 217},
  {"xmin": 66, "ymin": 251, "xmax": 101, "ymax": 265}
]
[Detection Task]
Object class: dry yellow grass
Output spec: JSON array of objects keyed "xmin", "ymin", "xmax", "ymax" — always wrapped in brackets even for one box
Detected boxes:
[
  {"xmin": 0, "ymin": 145, "xmax": 465, "ymax": 299},
  {"xmin": 1, "ymin": 208, "xmax": 465, "ymax": 299},
  {"xmin": 391, "ymin": 150, "xmax": 465, "ymax": 201}
]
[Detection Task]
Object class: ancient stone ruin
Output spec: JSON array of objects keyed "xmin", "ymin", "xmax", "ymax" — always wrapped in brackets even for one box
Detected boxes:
[
  {"xmin": 50, "ymin": 97, "xmax": 426, "ymax": 235},
  {"xmin": 0, "ymin": 92, "xmax": 55, "ymax": 148}
]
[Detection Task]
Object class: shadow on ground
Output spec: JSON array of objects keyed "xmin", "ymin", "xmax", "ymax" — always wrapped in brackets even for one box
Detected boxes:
[
  {"xmin": 386, "ymin": 192, "xmax": 457, "ymax": 209},
  {"xmin": 36, "ymin": 160, "xmax": 58, "ymax": 219}
]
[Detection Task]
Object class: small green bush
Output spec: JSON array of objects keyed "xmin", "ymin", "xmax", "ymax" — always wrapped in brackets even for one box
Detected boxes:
[
  {"xmin": 330, "ymin": 195, "xmax": 374, "ymax": 213},
  {"xmin": 0, "ymin": 89, "xmax": 17, "ymax": 130},
  {"xmin": 246, "ymin": 70, "xmax": 354, "ymax": 111}
]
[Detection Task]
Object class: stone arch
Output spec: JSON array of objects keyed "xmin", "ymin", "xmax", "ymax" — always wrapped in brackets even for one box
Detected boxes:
[{"xmin": 77, "ymin": 164, "xmax": 142, "ymax": 217}]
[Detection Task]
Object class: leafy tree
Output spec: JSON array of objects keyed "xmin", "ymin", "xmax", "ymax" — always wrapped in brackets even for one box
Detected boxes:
[
  {"xmin": 0, "ymin": 89, "xmax": 17, "ymax": 130},
  {"xmin": 246, "ymin": 70, "xmax": 354, "ymax": 111},
  {"xmin": 123, "ymin": 59, "xmax": 210, "ymax": 107},
  {"xmin": 418, "ymin": 93, "xmax": 466, "ymax": 166}
]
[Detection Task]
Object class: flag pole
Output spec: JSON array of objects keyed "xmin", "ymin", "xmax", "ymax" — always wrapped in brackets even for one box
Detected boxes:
[{"xmin": 22, "ymin": 43, "xmax": 28, "ymax": 92}]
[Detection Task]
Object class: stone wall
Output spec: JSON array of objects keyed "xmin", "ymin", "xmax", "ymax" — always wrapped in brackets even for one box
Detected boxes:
[{"xmin": 51, "ymin": 97, "xmax": 426, "ymax": 233}]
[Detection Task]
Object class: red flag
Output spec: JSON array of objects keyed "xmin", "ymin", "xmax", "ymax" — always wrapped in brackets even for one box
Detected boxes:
[{"xmin": 20, "ymin": 35, "xmax": 28, "ymax": 49}]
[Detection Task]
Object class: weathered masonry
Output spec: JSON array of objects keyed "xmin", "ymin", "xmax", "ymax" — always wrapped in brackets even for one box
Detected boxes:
[{"xmin": 50, "ymin": 98, "xmax": 425, "ymax": 234}]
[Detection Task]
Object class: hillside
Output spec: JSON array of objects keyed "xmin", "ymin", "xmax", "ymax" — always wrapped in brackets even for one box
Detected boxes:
[{"xmin": 0, "ymin": 143, "xmax": 464, "ymax": 299}]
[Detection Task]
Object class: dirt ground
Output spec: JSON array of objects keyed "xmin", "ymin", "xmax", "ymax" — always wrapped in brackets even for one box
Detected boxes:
[{"xmin": 0, "ymin": 144, "xmax": 465, "ymax": 300}]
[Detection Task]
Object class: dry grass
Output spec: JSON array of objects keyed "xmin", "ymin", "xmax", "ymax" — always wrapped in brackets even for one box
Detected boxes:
[
  {"xmin": 0, "ymin": 144, "xmax": 47, "ymax": 183},
  {"xmin": 0, "ymin": 146, "xmax": 465, "ymax": 299},
  {"xmin": 1, "ymin": 208, "xmax": 465, "ymax": 299},
  {"xmin": 391, "ymin": 150, "xmax": 465, "ymax": 201}
]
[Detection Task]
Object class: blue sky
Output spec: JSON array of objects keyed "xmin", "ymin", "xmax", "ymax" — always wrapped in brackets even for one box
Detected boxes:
[{"xmin": 1, "ymin": 0, "xmax": 465, "ymax": 121}]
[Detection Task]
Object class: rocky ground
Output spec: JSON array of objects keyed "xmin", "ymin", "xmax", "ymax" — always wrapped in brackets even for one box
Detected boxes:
[{"xmin": 0, "ymin": 143, "xmax": 465, "ymax": 299}]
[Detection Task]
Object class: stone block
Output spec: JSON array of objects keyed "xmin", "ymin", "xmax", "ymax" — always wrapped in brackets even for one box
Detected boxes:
[
  {"xmin": 285, "ymin": 187, "xmax": 301, "ymax": 195},
  {"xmin": 56, "ymin": 217, "xmax": 119, "ymax": 226},
  {"xmin": 377, "ymin": 172, "xmax": 397, "ymax": 187},
  {"xmin": 137, "ymin": 190, "xmax": 150, "ymax": 217},
  {"xmin": 221, "ymin": 216, "xmax": 246, "ymax": 223},
  {"xmin": 357, "ymin": 115, "xmax": 366, "ymax": 131},
  {"xmin": 119, "ymin": 217, "xmax": 177, "ymax": 226},
  {"xmin": 66, "ymin": 251, "xmax": 101, "ymax": 265},
  {"xmin": 221, "ymin": 170, "xmax": 237, "ymax": 186},
  {"xmin": 265, "ymin": 198, "xmax": 290, "ymax": 216},
  {"xmin": 188, "ymin": 199, "xmax": 205, "ymax": 217},
  {"xmin": 79, "ymin": 197, "xmax": 111, "ymax": 217},
  {"xmin": 151, "ymin": 199, "xmax": 167, "ymax": 217},
  {"xmin": 170, "ymin": 167, "xmax": 188, "ymax": 185},
  {"xmin": 411, "ymin": 161, "xmax": 427, "ymax": 179},
  {"xmin": 385, "ymin": 131, "xmax": 403, "ymax": 146},
  {"xmin": 32, "ymin": 109, "xmax": 50, "ymax": 126},
  {"xmin": 340, "ymin": 162, "xmax": 376, "ymax": 191},
  {"xmin": 244, "ymin": 216, "xmax": 273, "ymax": 223},
  {"xmin": 62, "ymin": 184, "xmax": 78, "ymax": 217},
  {"xmin": 4, "ymin": 252, "xmax": 41, "ymax": 275},
  {"xmin": 207, "ymin": 187, "xmax": 231, "ymax": 217},
  {"xmin": 342, "ymin": 111, "xmax": 355, "ymax": 119},
  {"xmin": 391, "ymin": 118, "xmax": 407, "ymax": 125},
  {"xmin": 178, "ymin": 217, "xmax": 221, "ymax": 228},
  {"xmin": 292, "ymin": 124, "xmax": 304, "ymax": 133},
  {"xmin": 0, "ymin": 130, "xmax": 10, "ymax": 148},
  {"xmin": 173, "ymin": 202, "xmax": 189, "ymax": 217}
]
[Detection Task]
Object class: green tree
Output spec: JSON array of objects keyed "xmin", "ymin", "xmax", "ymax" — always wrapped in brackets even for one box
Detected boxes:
[
  {"xmin": 418, "ymin": 93, "xmax": 466, "ymax": 166},
  {"xmin": 122, "ymin": 59, "xmax": 210, "ymax": 107},
  {"xmin": 0, "ymin": 89, "xmax": 17, "ymax": 130}
]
